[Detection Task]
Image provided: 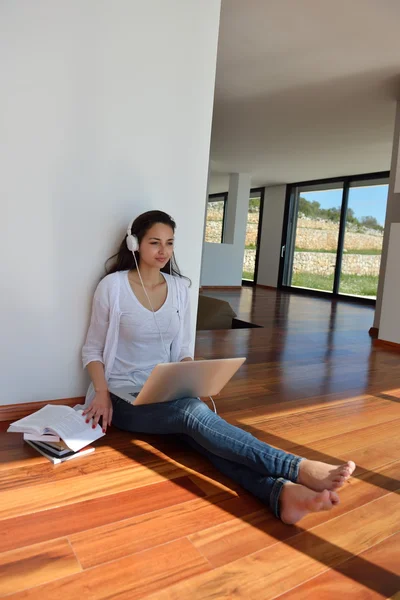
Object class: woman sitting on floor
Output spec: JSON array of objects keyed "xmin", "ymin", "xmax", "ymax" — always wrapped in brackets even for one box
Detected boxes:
[{"xmin": 81, "ymin": 210, "xmax": 355, "ymax": 524}]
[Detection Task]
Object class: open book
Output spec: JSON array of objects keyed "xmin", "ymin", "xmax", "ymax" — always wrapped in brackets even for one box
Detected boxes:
[{"xmin": 7, "ymin": 404, "xmax": 105, "ymax": 452}]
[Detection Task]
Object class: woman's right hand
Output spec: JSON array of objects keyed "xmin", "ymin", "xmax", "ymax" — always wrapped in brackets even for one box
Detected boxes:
[{"xmin": 82, "ymin": 390, "xmax": 113, "ymax": 433}]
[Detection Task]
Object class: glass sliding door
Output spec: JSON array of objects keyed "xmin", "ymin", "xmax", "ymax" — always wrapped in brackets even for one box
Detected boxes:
[
  {"xmin": 290, "ymin": 184, "xmax": 343, "ymax": 293},
  {"xmin": 281, "ymin": 172, "xmax": 389, "ymax": 301},
  {"xmin": 243, "ymin": 188, "xmax": 264, "ymax": 283},
  {"xmin": 338, "ymin": 180, "xmax": 388, "ymax": 298}
]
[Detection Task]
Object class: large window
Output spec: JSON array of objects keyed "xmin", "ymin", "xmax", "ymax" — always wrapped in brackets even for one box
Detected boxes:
[
  {"xmin": 281, "ymin": 173, "xmax": 389, "ymax": 300},
  {"xmin": 339, "ymin": 181, "xmax": 387, "ymax": 297},
  {"xmin": 204, "ymin": 192, "xmax": 227, "ymax": 244}
]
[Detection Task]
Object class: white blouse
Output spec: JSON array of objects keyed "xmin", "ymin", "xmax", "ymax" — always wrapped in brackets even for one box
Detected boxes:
[{"xmin": 81, "ymin": 270, "xmax": 193, "ymax": 407}]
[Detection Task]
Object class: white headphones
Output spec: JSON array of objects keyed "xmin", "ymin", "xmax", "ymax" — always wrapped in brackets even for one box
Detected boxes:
[
  {"xmin": 125, "ymin": 218, "xmax": 171, "ymax": 363},
  {"xmin": 126, "ymin": 219, "xmax": 139, "ymax": 253}
]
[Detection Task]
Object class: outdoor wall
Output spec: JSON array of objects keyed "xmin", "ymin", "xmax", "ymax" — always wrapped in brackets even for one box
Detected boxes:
[
  {"xmin": 293, "ymin": 252, "xmax": 380, "ymax": 277},
  {"xmin": 0, "ymin": 0, "xmax": 221, "ymax": 405},
  {"xmin": 295, "ymin": 217, "xmax": 383, "ymax": 251}
]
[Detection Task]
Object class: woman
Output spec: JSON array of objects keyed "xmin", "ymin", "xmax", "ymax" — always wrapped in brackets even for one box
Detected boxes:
[{"xmin": 82, "ymin": 210, "xmax": 355, "ymax": 524}]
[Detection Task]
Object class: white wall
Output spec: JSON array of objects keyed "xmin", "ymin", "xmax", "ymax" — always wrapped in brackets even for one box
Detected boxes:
[
  {"xmin": 208, "ymin": 173, "xmax": 230, "ymax": 194},
  {"xmin": 378, "ymin": 224, "xmax": 400, "ymax": 344},
  {"xmin": 395, "ymin": 131, "xmax": 400, "ymax": 194},
  {"xmin": 374, "ymin": 101, "xmax": 400, "ymax": 328},
  {"xmin": 0, "ymin": 0, "xmax": 221, "ymax": 405},
  {"xmin": 201, "ymin": 243, "xmax": 244, "ymax": 286},
  {"xmin": 257, "ymin": 185, "xmax": 286, "ymax": 287}
]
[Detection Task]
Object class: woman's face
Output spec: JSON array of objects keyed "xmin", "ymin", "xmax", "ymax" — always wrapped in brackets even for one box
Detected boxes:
[{"xmin": 139, "ymin": 223, "xmax": 174, "ymax": 269}]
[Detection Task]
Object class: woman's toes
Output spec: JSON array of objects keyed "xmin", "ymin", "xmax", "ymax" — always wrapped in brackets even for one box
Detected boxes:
[
  {"xmin": 280, "ymin": 483, "xmax": 340, "ymax": 524},
  {"xmin": 341, "ymin": 462, "xmax": 356, "ymax": 480},
  {"xmin": 297, "ymin": 459, "xmax": 356, "ymax": 492},
  {"xmin": 318, "ymin": 490, "xmax": 340, "ymax": 511},
  {"xmin": 330, "ymin": 491, "xmax": 340, "ymax": 505},
  {"xmin": 333, "ymin": 475, "xmax": 345, "ymax": 483},
  {"xmin": 331, "ymin": 481, "xmax": 342, "ymax": 490}
]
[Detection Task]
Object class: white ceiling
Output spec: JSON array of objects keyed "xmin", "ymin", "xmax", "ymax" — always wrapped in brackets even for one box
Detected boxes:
[{"xmin": 209, "ymin": 0, "xmax": 400, "ymax": 192}]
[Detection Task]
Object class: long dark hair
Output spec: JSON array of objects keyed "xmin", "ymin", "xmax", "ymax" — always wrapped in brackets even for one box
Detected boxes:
[{"xmin": 105, "ymin": 210, "xmax": 189, "ymax": 283}]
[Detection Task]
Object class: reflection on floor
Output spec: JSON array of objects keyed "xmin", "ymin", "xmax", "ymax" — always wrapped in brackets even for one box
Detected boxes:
[{"xmin": 1, "ymin": 287, "xmax": 399, "ymax": 598}]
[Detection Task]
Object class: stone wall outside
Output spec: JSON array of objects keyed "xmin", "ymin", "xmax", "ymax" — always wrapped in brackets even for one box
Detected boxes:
[
  {"xmin": 292, "ymin": 252, "xmax": 381, "ymax": 277},
  {"xmin": 207, "ymin": 210, "xmax": 382, "ymax": 277},
  {"xmin": 295, "ymin": 217, "xmax": 383, "ymax": 251}
]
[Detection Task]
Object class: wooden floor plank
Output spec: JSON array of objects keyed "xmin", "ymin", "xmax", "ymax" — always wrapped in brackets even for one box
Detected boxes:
[
  {"xmin": 279, "ymin": 425, "xmax": 400, "ymax": 473},
  {"xmin": 275, "ymin": 531, "xmax": 400, "ymax": 600},
  {"xmin": 235, "ymin": 397, "xmax": 400, "ymax": 446},
  {"xmin": 189, "ymin": 459, "xmax": 400, "ymax": 568},
  {"xmin": 0, "ymin": 460, "xmax": 196, "ymax": 520},
  {"xmin": 1, "ymin": 288, "xmax": 399, "ymax": 599},
  {"xmin": 0, "ymin": 476, "xmax": 204, "ymax": 554},
  {"xmin": 146, "ymin": 486, "xmax": 400, "ymax": 599},
  {"xmin": 222, "ymin": 390, "xmax": 371, "ymax": 421},
  {"xmin": 187, "ymin": 467, "xmax": 241, "ymax": 498},
  {"xmin": 69, "ymin": 493, "xmax": 264, "ymax": 569},
  {"xmin": 287, "ymin": 417, "xmax": 400, "ymax": 458},
  {"xmin": 5, "ymin": 538, "xmax": 210, "ymax": 600},
  {"xmin": 336, "ymin": 436, "xmax": 400, "ymax": 472},
  {"xmin": 190, "ymin": 508, "xmax": 293, "ymax": 570},
  {"xmin": 0, "ymin": 434, "xmax": 198, "ymax": 482},
  {"xmin": 0, "ymin": 539, "xmax": 81, "ymax": 596}
]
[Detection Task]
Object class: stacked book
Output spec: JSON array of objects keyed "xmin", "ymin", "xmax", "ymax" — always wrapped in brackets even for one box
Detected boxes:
[{"xmin": 7, "ymin": 404, "xmax": 105, "ymax": 463}]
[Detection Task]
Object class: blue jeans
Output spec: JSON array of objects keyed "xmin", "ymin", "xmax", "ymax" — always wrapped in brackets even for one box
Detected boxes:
[{"xmin": 111, "ymin": 395, "xmax": 302, "ymax": 519}]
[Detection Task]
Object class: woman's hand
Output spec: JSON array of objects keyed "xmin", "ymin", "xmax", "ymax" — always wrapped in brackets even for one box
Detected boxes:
[{"xmin": 82, "ymin": 390, "xmax": 113, "ymax": 433}]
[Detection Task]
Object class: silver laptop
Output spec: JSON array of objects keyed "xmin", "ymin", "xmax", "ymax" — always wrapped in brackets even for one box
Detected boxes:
[{"xmin": 108, "ymin": 357, "xmax": 246, "ymax": 405}]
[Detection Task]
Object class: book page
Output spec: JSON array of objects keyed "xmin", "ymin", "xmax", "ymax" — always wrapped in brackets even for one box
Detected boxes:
[
  {"xmin": 44, "ymin": 410, "xmax": 104, "ymax": 452},
  {"xmin": 7, "ymin": 405, "xmax": 74, "ymax": 434}
]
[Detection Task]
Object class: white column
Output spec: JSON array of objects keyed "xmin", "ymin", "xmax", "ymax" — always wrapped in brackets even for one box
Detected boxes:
[
  {"xmin": 224, "ymin": 173, "xmax": 251, "ymax": 246},
  {"xmin": 257, "ymin": 185, "xmax": 287, "ymax": 287},
  {"xmin": 374, "ymin": 101, "xmax": 400, "ymax": 330},
  {"xmin": 378, "ymin": 223, "xmax": 400, "ymax": 344}
]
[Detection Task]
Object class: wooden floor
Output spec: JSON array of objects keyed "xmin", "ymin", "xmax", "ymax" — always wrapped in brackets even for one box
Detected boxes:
[{"xmin": 1, "ymin": 287, "xmax": 400, "ymax": 599}]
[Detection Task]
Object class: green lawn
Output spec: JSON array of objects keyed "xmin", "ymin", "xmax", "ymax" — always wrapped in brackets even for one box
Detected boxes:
[
  {"xmin": 242, "ymin": 270, "xmax": 254, "ymax": 281},
  {"xmin": 242, "ymin": 269, "xmax": 377, "ymax": 296},
  {"xmin": 291, "ymin": 272, "xmax": 378, "ymax": 297},
  {"xmin": 295, "ymin": 248, "xmax": 382, "ymax": 255}
]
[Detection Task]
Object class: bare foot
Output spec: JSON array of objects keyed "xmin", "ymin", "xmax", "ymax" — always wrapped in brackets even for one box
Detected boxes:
[
  {"xmin": 280, "ymin": 482, "xmax": 340, "ymax": 525},
  {"xmin": 297, "ymin": 459, "xmax": 356, "ymax": 492}
]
